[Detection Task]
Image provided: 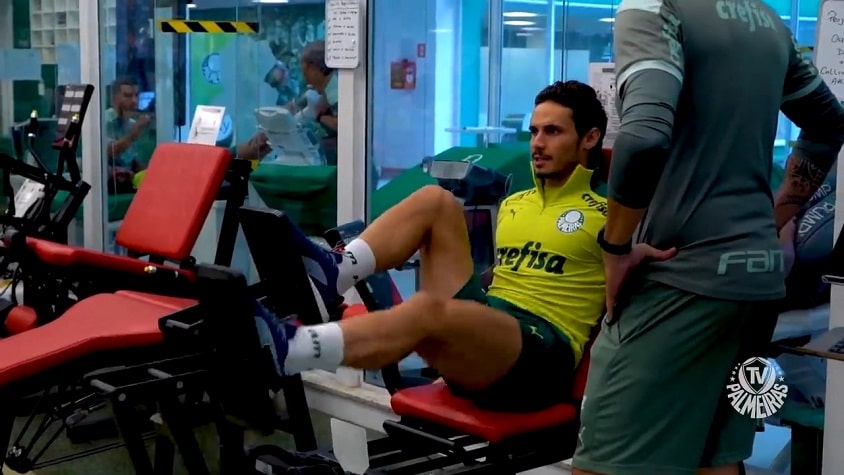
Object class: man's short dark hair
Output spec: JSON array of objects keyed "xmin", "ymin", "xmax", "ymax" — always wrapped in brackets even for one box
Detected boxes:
[
  {"xmin": 534, "ymin": 81, "xmax": 609, "ymax": 170},
  {"xmin": 301, "ymin": 40, "xmax": 334, "ymax": 76},
  {"xmin": 111, "ymin": 76, "xmax": 137, "ymax": 95}
]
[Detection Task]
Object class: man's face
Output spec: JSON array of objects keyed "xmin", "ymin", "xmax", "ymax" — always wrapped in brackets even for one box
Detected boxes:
[
  {"xmin": 114, "ymin": 85, "xmax": 139, "ymax": 113},
  {"xmin": 300, "ymin": 60, "xmax": 320, "ymax": 86},
  {"xmin": 529, "ymin": 101, "xmax": 596, "ymax": 181}
]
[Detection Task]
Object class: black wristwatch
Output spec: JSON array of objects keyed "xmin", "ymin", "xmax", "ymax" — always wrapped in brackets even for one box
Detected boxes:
[{"xmin": 597, "ymin": 228, "xmax": 632, "ymax": 255}]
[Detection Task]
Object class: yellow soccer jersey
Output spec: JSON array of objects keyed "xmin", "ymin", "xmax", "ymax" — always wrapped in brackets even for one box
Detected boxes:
[{"xmin": 486, "ymin": 164, "xmax": 607, "ymax": 364}]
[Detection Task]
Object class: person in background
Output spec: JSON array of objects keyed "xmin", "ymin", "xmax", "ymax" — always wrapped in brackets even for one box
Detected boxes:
[
  {"xmin": 286, "ymin": 40, "xmax": 339, "ymax": 164},
  {"xmin": 105, "ymin": 76, "xmax": 150, "ymax": 194},
  {"xmin": 105, "ymin": 77, "xmax": 270, "ymax": 193}
]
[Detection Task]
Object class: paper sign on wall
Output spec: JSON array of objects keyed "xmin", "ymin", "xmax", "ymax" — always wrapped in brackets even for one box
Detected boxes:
[
  {"xmin": 589, "ymin": 63, "xmax": 620, "ymax": 148},
  {"xmin": 816, "ymin": 1, "xmax": 844, "ymax": 101},
  {"xmin": 188, "ymin": 105, "xmax": 226, "ymax": 146},
  {"xmin": 325, "ymin": 0, "xmax": 361, "ymax": 69}
]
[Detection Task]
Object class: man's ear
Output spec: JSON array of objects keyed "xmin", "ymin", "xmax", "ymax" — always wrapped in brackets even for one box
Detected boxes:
[{"xmin": 582, "ymin": 127, "xmax": 602, "ymax": 152}]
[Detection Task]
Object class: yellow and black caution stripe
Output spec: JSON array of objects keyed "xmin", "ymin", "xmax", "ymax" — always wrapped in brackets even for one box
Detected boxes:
[{"xmin": 157, "ymin": 20, "xmax": 259, "ymax": 34}]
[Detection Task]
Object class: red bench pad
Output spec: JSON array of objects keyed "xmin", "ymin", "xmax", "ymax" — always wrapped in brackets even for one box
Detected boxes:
[
  {"xmin": 390, "ymin": 383, "xmax": 577, "ymax": 443},
  {"xmin": 0, "ymin": 293, "xmax": 182, "ymax": 386},
  {"xmin": 26, "ymin": 237, "xmax": 196, "ymax": 282},
  {"xmin": 115, "ymin": 291, "xmax": 198, "ymax": 310}
]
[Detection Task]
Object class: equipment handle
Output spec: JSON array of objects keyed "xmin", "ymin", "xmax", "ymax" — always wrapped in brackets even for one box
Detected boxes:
[{"xmin": 89, "ymin": 379, "xmax": 117, "ymax": 394}]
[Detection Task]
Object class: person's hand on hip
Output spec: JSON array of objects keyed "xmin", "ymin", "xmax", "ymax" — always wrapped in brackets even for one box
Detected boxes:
[{"xmin": 603, "ymin": 244, "xmax": 677, "ymax": 320}]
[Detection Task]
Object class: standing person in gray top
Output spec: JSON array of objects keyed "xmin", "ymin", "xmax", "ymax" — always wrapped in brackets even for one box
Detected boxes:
[{"xmin": 573, "ymin": 0, "xmax": 844, "ymax": 474}]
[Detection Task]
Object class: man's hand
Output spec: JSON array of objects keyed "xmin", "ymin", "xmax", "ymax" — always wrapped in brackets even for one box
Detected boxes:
[
  {"xmin": 251, "ymin": 131, "xmax": 271, "ymax": 157},
  {"xmin": 130, "ymin": 114, "xmax": 152, "ymax": 139},
  {"xmin": 236, "ymin": 131, "xmax": 271, "ymax": 160},
  {"xmin": 603, "ymin": 244, "xmax": 677, "ymax": 318},
  {"xmin": 112, "ymin": 166, "xmax": 134, "ymax": 182}
]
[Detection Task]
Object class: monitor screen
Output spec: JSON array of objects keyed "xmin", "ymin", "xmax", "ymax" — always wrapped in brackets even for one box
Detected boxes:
[{"xmin": 138, "ymin": 91, "xmax": 155, "ymax": 111}]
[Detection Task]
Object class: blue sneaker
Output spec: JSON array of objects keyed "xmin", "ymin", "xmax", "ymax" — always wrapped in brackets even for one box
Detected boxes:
[
  {"xmin": 284, "ymin": 226, "xmax": 345, "ymax": 309},
  {"xmin": 253, "ymin": 299, "xmax": 298, "ymax": 376}
]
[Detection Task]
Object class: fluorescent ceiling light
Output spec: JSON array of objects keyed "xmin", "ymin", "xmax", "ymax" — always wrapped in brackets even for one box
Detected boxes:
[
  {"xmin": 516, "ymin": 32, "xmax": 533, "ymax": 36},
  {"xmin": 187, "ymin": 0, "xmax": 196, "ymax": 7},
  {"xmin": 599, "ymin": 17, "xmax": 614, "ymax": 22},
  {"xmin": 504, "ymin": 20, "xmax": 536, "ymax": 26},
  {"xmin": 504, "ymin": 11, "xmax": 539, "ymax": 17},
  {"xmin": 522, "ymin": 26, "xmax": 544, "ymax": 31},
  {"xmin": 254, "ymin": 0, "xmax": 290, "ymax": 3}
]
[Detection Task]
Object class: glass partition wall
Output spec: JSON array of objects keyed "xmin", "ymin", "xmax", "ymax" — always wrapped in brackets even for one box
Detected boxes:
[
  {"xmin": 1, "ymin": 0, "xmax": 86, "ymax": 245},
  {"xmin": 95, "ymin": 0, "xmax": 334, "ymax": 270}
]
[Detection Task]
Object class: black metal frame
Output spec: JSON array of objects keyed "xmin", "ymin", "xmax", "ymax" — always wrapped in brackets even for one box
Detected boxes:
[
  {"xmin": 4, "ymin": 157, "xmax": 253, "ymax": 328},
  {"xmin": 0, "ymin": 84, "xmax": 93, "ymax": 246},
  {"xmin": 77, "ymin": 267, "xmax": 320, "ymax": 475},
  {"xmin": 0, "ymin": 342, "xmax": 186, "ymax": 473}
]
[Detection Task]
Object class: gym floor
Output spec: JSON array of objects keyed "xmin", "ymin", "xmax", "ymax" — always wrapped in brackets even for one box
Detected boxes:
[
  {"xmin": 0, "ymin": 398, "xmax": 791, "ymax": 475},
  {"xmin": 1, "ymin": 402, "xmax": 356, "ymax": 475}
]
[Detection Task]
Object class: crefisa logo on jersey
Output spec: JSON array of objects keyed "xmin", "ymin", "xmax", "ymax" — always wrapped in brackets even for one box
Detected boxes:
[
  {"xmin": 557, "ymin": 210, "xmax": 584, "ymax": 233},
  {"xmin": 726, "ymin": 357, "xmax": 788, "ymax": 419}
]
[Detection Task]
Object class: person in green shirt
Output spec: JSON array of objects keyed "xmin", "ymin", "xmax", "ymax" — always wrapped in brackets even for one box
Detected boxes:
[
  {"xmin": 106, "ymin": 77, "xmax": 270, "ymax": 191},
  {"xmin": 104, "ymin": 77, "xmax": 151, "ymax": 193}
]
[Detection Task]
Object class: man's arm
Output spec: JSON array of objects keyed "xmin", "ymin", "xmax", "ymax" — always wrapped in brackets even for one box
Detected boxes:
[
  {"xmin": 105, "ymin": 116, "xmax": 148, "ymax": 160},
  {"xmin": 603, "ymin": 0, "xmax": 683, "ymax": 245},
  {"xmin": 106, "ymin": 134, "xmax": 137, "ymax": 159},
  {"xmin": 775, "ymin": 36, "xmax": 844, "ymax": 230}
]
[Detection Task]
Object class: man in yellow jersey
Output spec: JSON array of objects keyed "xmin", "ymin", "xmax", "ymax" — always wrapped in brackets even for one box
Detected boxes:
[{"xmin": 258, "ymin": 81, "xmax": 633, "ymax": 411}]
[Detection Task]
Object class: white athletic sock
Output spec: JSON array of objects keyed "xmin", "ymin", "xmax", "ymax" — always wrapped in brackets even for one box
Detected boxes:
[
  {"xmin": 284, "ymin": 322, "xmax": 345, "ymax": 374},
  {"xmin": 336, "ymin": 239, "xmax": 376, "ymax": 294}
]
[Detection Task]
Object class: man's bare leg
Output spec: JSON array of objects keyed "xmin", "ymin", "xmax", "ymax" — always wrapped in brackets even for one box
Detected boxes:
[
  {"xmin": 338, "ymin": 292, "xmax": 522, "ymax": 389},
  {"xmin": 289, "ymin": 184, "xmax": 479, "ymax": 307},
  {"xmin": 270, "ymin": 185, "xmax": 523, "ymax": 387},
  {"xmin": 355, "ymin": 184, "xmax": 477, "ymax": 298}
]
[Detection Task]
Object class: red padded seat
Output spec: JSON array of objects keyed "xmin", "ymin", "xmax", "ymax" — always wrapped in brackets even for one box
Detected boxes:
[
  {"xmin": 25, "ymin": 238, "xmax": 196, "ymax": 282},
  {"xmin": 390, "ymin": 383, "xmax": 577, "ymax": 443},
  {"xmin": 115, "ymin": 290, "xmax": 198, "ymax": 310},
  {"xmin": 391, "ymin": 333, "xmax": 595, "ymax": 443},
  {"xmin": 116, "ymin": 142, "xmax": 233, "ymax": 261},
  {"xmin": 0, "ymin": 293, "xmax": 189, "ymax": 386}
]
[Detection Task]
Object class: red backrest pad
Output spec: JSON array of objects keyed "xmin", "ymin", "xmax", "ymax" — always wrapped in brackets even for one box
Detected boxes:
[{"xmin": 116, "ymin": 143, "xmax": 233, "ymax": 261}]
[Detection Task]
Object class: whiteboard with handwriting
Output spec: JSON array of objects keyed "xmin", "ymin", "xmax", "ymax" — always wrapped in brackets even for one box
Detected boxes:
[
  {"xmin": 325, "ymin": 0, "xmax": 360, "ymax": 69},
  {"xmin": 817, "ymin": 0, "xmax": 844, "ymax": 100}
]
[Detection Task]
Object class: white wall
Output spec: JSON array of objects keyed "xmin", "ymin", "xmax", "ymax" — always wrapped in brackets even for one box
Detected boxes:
[
  {"xmin": 826, "ymin": 158, "xmax": 844, "ymax": 472},
  {"xmin": 478, "ymin": 47, "xmax": 590, "ymax": 125},
  {"xmin": 371, "ymin": 0, "xmax": 462, "ymax": 170}
]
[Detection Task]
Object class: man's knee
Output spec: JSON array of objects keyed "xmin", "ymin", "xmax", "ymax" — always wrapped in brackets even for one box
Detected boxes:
[
  {"xmin": 403, "ymin": 291, "xmax": 450, "ymax": 331},
  {"xmin": 414, "ymin": 185, "xmax": 463, "ymax": 215}
]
